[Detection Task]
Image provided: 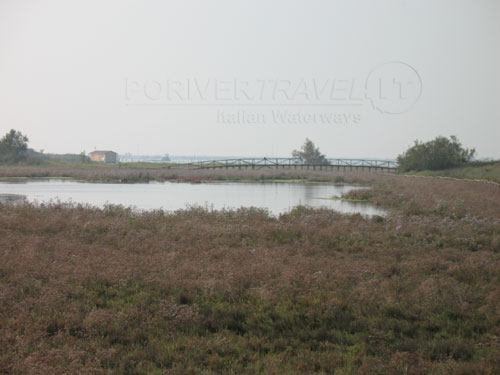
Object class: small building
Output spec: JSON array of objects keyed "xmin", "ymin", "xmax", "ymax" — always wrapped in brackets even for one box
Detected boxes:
[{"xmin": 89, "ymin": 150, "xmax": 118, "ymax": 164}]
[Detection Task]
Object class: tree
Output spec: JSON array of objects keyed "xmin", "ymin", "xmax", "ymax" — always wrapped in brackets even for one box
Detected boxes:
[
  {"xmin": 0, "ymin": 129, "xmax": 29, "ymax": 163},
  {"xmin": 80, "ymin": 151, "xmax": 90, "ymax": 163},
  {"xmin": 397, "ymin": 135, "xmax": 475, "ymax": 172},
  {"xmin": 292, "ymin": 138, "xmax": 330, "ymax": 165}
]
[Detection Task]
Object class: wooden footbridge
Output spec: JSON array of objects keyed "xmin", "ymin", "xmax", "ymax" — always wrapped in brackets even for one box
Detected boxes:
[{"xmin": 169, "ymin": 158, "xmax": 398, "ymax": 172}]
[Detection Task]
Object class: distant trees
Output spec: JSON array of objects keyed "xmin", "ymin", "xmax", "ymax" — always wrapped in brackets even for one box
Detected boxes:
[
  {"xmin": 292, "ymin": 138, "xmax": 330, "ymax": 165},
  {"xmin": 0, "ymin": 129, "xmax": 29, "ymax": 163},
  {"xmin": 80, "ymin": 151, "xmax": 90, "ymax": 163},
  {"xmin": 397, "ymin": 136, "xmax": 475, "ymax": 172}
]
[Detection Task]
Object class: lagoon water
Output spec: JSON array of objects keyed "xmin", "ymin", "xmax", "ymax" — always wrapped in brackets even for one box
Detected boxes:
[{"xmin": 0, "ymin": 179, "xmax": 385, "ymax": 216}]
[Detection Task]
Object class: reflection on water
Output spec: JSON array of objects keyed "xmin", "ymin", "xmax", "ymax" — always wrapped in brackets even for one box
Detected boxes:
[
  {"xmin": 0, "ymin": 194, "xmax": 26, "ymax": 204},
  {"xmin": 0, "ymin": 179, "xmax": 386, "ymax": 216}
]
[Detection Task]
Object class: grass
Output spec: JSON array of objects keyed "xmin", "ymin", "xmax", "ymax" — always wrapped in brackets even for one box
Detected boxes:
[
  {"xmin": 4, "ymin": 160, "xmax": 178, "ymax": 169},
  {"xmin": 0, "ymin": 171, "xmax": 499, "ymax": 374},
  {"xmin": 403, "ymin": 161, "xmax": 500, "ymax": 183},
  {"xmin": 4, "ymin": 159, "xmax": 500, "ymax": 185},
  {"xmin": 319, "ymin": 189, "xmax": 375, "ymax": 203},
  {"xmin": 320, "ymin": 197, "xmax": 367, "ymax": 203},
  {"xmin": 0, "ymin": 163, "xmax": 371, "ymax": 184}
]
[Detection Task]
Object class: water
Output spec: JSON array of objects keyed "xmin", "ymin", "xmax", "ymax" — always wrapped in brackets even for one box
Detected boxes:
[{"xmin": 0, "ymin": 179, "xmax": 385, "ymax": 216}]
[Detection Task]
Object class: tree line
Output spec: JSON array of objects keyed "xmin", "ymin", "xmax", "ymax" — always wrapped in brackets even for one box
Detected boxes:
[
  {"xmin": 292, "ymin": 136, "xmax": 476, "ymax": 171},
  {"xmin": 0, "ymin": 129, "xmax": 478, "ymax": 171}
]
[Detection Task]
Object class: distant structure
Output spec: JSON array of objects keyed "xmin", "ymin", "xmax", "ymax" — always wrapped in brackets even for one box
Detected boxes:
[{"xmin": 89, "ymin": 150, "xmax": 118, "ymax": 164}]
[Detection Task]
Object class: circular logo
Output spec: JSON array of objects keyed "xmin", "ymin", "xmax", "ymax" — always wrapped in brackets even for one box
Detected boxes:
[{"xmin": 366, "ymin": 61, "xmax": 422, "ymax": 114}]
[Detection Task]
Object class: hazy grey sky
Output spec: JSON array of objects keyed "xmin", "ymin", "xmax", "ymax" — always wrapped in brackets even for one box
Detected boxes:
[{"xmin": 1, "ymin": 0, "xmax": 499, "ymax": 158}]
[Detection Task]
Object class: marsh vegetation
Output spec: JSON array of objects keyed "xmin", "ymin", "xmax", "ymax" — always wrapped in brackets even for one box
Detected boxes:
[{"xmin": 1, "ymin": 172, "xmax": 499, "ymax": 374}]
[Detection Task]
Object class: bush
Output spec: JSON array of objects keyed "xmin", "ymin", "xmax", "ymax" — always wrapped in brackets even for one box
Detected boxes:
[{"xmin": 397, "ymin": 136, "xmax": 475, "ymax": 172}]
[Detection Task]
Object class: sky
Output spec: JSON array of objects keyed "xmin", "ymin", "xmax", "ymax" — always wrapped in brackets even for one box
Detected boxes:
[{"xmin": 1, "ymin": 0, "xmax": 499, "ymax": 159}]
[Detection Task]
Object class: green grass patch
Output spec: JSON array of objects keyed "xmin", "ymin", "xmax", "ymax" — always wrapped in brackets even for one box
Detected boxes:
[{"xmin": 403, "ymin": 160, "xmax": 500, "ymax": 183}]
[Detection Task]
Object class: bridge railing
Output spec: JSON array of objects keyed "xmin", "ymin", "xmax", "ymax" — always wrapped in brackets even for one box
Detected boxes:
[{"xmin": 167, "ymin": 158, "xmax": 398, "ymax": 170}]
